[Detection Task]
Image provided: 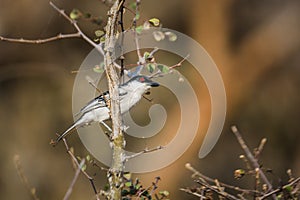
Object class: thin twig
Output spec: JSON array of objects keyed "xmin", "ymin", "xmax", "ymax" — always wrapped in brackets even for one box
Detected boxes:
[
  {"xmin": 255, "ymin": 138, "xmax": 267, "ymax": 159},
  {"xmin": 49, "ymin": 2, "xmax": 104, "ymax": 54},
  {"xmin": 125, "ymin": 146, "xmax": 164, "ymax": 161},
  {"xmin": 133, "ymin": 0, "xmax": 143, "ymax": 64},
  {"xmin": 179, "ymin": 188, "xmax": 207, "ymax": 199},
  {"xmin": 0, "ymin": 33, "xmax": 80, "ymax": 44},
  {"xmin": 195, "ymin": 180, "xmax": 240, "ymax": 200},
  {"xmin": 149, "ymin": 54, "xmax": 190, "ymax": 79},
  {"xmin": 63, "ymin": 159, "xmax": 85, "ymax": 200},
  {"xmin": 185, "ymin": 163, "xmax": 261, "ymax": 195},
  {"xmin": 231, "ymin": 126, "xmax": 276, "ymax": 200},
  {"xmin": 61, "ymin": 137, "xmax": 99, "ymax": 199},
  {"xmin": 85, "ymin": 75, "xmax": 103, "ymax": 94},
  {"xmin": 258, "ymin": 177, "xmax": 300, "ymax": 200},
  {"xmin": 118, "ymin": 0, "xmax": 126, "ymax": 78},
  {"xmin": 50, "ymin": 1, "xmax": 127, "ymax": 76},
  {"xmin": 13, "ymin": 155, "xmax": 40, "ymax": 200}
]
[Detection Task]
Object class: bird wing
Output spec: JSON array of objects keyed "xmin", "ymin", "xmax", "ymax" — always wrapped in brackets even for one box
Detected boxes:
[
  {"xmin": 74, "ymin": 88, "xmax": 127, "ymax": 117},
  {"xmin": 75, "ymin": 94, "xmax": 108, "ymax": 117}
]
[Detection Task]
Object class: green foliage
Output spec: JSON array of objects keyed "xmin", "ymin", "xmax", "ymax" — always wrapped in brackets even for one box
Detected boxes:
[
  {"xmin": 146, "ymin": 63, "xmax": 155, "ymax": 73},
  {"xmin": 153, "ymin": 31, "xmax": 165, "ymax": 41},
  {"xmin": 95, "ymin": 30, "xmax": 104, "ymax": 37},
  {"xmin": 70, "ymin": 9, "xmax": 81, "ymax": 20},
  {"xmin": 148, "ymin": 18, "xmax": 160, "ymax": 27},
  {"xmin": 157, "ymin": 64, "xmax": 169, "ymax": 73},
  {"xmin": 102, "ymin": 174, "xmax": 171, "ymax": 200},
  {"xmin": 135, "ymin": 25, "xmax": 143, "ymax": 34},
  {"xmin": 93, "ymin": 62, "xmax": 105, "ymax": 73},
  {"xmin": 164, "ymin": 31, "xmax": 177, "ymax": 42}
]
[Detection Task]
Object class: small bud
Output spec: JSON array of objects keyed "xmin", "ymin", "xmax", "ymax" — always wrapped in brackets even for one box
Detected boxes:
[{"xmin": 234, "ymin": 169, "xmax": 245, "ymax": 179}]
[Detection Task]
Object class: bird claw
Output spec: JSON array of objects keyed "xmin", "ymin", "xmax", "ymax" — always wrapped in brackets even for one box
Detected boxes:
[{"xmin": 121, "ymin": 125, "xmax": 129, "ymax": 132}]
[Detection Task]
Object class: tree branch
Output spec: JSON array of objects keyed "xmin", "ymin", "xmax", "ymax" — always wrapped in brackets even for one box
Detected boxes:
[
  {"xmin": 61, "ymin": 137, "xmax": 100, "ymax": 200},
  {"xmin": 231, "ymin": 125, "xmax": 276, "ymax": 200},
  {"xmin": 125, "ymin": 146, "xmax": 164, "ymax": 161},
  {"xmin": 0, "ymin": 33, "xmax": 80, "ymax": 44},
  {"xmin": 103, "ymin": 0, "xmax": 125, "ymax": 199},
  {"xmin": 63, "ymin": 159, "xmax": 85, "ymax": 200}
]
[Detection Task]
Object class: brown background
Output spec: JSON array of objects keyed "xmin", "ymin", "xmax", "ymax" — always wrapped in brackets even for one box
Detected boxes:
[{"xmin": 0, "ymin": 0, "xmax": 300, "ymax": 199}]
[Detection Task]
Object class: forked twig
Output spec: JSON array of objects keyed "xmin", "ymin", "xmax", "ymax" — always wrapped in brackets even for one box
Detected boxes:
[{"xmin": 231, "ymin": 125, "xmax": 276, "ymax": 200}]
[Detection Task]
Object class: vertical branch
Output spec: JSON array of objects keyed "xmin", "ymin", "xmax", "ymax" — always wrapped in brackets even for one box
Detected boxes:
[{"xmin": 104, "ymin": 0, "xmax": 125, "ymax": 199}]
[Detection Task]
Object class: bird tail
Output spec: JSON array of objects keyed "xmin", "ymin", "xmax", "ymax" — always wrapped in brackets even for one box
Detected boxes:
[{"xmin": 55, "ymin": 118, "xmax": 84, "ymax": 143}]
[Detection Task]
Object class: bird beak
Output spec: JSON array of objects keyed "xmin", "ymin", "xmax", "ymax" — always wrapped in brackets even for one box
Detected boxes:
[{"xmin": 148, "ymin": 80, "xmax": 159, "ymax": 87}]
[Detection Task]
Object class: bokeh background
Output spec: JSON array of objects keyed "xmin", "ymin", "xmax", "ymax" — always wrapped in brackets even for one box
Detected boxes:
[{"xmin": 0, "ymin": 0, "xmax": 299, "ymax": 199}]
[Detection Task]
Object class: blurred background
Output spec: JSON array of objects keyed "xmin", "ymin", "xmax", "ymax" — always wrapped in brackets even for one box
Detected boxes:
[{"xmin": 0, "ymin": 0, "xmax": 300, "ymax": 199}]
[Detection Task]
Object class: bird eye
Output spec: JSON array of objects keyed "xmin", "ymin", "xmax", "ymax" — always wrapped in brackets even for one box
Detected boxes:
[{"xmin": 139, "ymin": 77, "xmax": 145, "ymax": 82}]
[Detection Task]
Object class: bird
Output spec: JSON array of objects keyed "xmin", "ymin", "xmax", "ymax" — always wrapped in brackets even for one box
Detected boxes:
[{"xmin": 53, "ymin": 75, "xmax": 159, "ymax": 144}]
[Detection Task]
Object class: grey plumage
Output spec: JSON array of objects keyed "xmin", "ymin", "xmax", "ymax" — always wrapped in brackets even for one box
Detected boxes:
[{"xmin": 55, "ymin": 75, "xmax": 159, "ymax": 143}]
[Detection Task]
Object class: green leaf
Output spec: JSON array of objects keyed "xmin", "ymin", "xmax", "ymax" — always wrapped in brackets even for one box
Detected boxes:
[
  {"xmin": 70, "ymin": 9, "xmax": 81, "ymax": 20},
  {"xmin": 283, "ymin": 185, "xmax": 292, "ymax": 192},
  {"xmin": 149, "ymin": 18, "xmax": 160, "ymax": 26},
  {"xmin": 143, "ymin": 51, "xmax": 150, "ymax": 60},
  {"xmin": 125, "ymin": 181, "xmax": 132, "ymax": 187},
  {"xmin": 93, "ymin": 63, "xmax": 105, "ymax": 73},
  {"xmin": 164, "ymin": 31, "xmax": 177, "ymax": 42},
  {"xmin": 157, "ymin": 64, "xmax": 169, "ymax": 73},
  {"xmin": 159, "ymin": 190, "xmax": 170, "ymax": 196},
  {"xmin": 81, "ymin": 164, "xmax": 87, "ymax": 171},
  {"xmin": 135, "ymin": 184, "xmax": 141, "ymax": 190},
  {"xmin": 135, "ymin": 12, "xmax": 140, "ymax": 20},
  {"xmin": 123, "ymin": 173, "xmax": 132, "ymax": 180},
  {"xmin": 135, "ymin": 25, "xmax": 143, "ymax": 34},
  {"xmin": 95, "ymin": 30, "xmax": 104, "ymax": 37},
  {"xmin": 129, "ymin": 2, "xmax": 137, "ymax": 10},
  {"xmin": 121, "ymin": 189, "xmax": 130, "ymax": 196},
  {"xmin": 103, "ymin": 183, "xmax": 109, "ymax": 191},
  {"xmin": 100, "ymin": 37, "xmax": 105, "ymax": 42},
  {"xmin": 86, "ymin": 155, "xmax": 90, "ymax": 162},
  {"xmin": 153, "ymin": 31, "xmax": 165, "ymax": 41},
  {"xmin": 147, "ymin": 63, "xmax": 156, "ymax": 73}
]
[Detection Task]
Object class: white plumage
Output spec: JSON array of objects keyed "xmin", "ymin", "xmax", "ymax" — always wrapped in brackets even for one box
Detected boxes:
[{"xmin": 55, "ymin": 75, "xmax": 159, "ymax": 143}]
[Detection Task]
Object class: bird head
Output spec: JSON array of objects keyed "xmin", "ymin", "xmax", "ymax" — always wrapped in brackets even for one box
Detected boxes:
[{"xmin": 129, "ymin": 75, "xmax": 159, "ymax": 88}]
